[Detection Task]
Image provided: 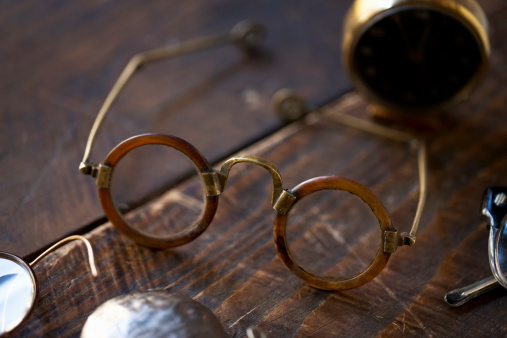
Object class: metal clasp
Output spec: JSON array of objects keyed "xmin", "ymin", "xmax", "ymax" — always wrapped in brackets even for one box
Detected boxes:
[{"xmin": 79, "ymin": 161, "xmax": 111, "ymax": 189}]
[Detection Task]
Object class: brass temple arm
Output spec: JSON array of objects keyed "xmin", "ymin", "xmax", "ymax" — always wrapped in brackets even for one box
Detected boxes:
[
  {"xmin": 329, "ymin": 114, "xmax": 428, "ymax": 246},
  {"xmin": 79, "ymin": 20, "xmax": 266, "ymax": 175},
  {"xmin": 409, "ymin": 141, "xmax": 427, "ymax": 241},
  {"xmin": 328, "ymin": 112, "xmax": 428, "ymax": 247},
  {"xmin": 273, "ymin": 89, "xmax": 428, "ymax": 248},
  {"xmin": 30, "ymin": 235, "xmax": 98, "ymax": 277}
]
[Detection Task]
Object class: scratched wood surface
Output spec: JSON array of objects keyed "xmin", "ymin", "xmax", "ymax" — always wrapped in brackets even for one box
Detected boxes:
[
  {"xmin": 19, "ymin": 1, "xmax": 507, "ymax": 330},
  {"xmin": 0, "ymin": 0, "xmax": 352, "ymax": 257},
  {"xmin": 7, "ymin": 0, "xmax": 507, "ymax": 337}
]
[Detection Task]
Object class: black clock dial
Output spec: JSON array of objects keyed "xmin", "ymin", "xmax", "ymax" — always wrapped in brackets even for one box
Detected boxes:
[{"xmin": 352, "ymin": 6, "xmax": 483, "ymax": 111}]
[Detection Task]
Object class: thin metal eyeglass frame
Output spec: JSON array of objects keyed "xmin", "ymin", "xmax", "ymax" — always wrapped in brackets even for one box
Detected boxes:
[{"xmin": 0, "ymin": 235, "xmax": 98, "ymax": 335}]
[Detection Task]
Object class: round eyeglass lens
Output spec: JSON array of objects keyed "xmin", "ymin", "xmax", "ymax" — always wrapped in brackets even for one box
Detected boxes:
[
  {"xmin": 274, "ymin": 176, "xmax": 392, "ymax": 290},
  {"xmin": 0, "ymin": 253, "xmax": 37, "ymax": 335},
  {"xmin": 285, "ymin": 189, "xmax": 383, "ymax": 279},
  {"xmin": 110, "ymin": 144, "xmax": 206, "ymax": 237}
]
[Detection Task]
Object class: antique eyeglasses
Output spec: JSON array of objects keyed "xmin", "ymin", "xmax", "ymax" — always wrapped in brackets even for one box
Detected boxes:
[
  {"xmin": 0, "ymin": 236, "xmax": 97, "ymax": 335},
  {"xmin": 445, "ymin": 187, "xmax": 507, "ymax": 306},
  {"xmin": 80, "ymin": 21, "xmax": 427, "ymax": 291}
]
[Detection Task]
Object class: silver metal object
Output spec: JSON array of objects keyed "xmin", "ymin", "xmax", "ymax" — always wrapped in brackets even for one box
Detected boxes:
[
  {"xmin": 445, "ymin": 187, "xmax": 507, "ymax": 306},
  {"xmin": 81, "ymin": 291, "xmax": 228, "ymax": 338},
  {"xmin": 494, "ymin": 193, "xmax": 507, "ymax": 207},
  {"xmin": 444, "ymin": 275, "xmax": 500, "ymax": 307}
]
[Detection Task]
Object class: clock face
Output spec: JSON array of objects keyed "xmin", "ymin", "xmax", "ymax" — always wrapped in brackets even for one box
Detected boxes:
[{"xmin": 352, "ymin": 6, "xmax": 483, "ymax": 111}]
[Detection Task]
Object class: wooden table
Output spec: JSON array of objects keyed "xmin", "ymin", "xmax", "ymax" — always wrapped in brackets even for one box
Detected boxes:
[{"xmin": 3, "ymin": 0, "xmax": 507, "ymax": 336}]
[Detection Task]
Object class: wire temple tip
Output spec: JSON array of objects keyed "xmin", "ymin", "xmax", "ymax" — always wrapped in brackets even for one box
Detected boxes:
[
  {"xmin": 65, "ymin": 235, "xmax": 99, "ymax": 278},
  {"xmin": 90, "ymin": 265, "xmax": 99, "ymax": 278}
]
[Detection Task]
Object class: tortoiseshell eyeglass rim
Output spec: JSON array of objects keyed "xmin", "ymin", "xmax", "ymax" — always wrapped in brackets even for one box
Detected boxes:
[
  {"xmin": 99, "ymin": 134, "xmax": 219, "ymax": 249},
  {"xmin": 273, "ymin": 176, "xmax": 393, "ymax": 291}
]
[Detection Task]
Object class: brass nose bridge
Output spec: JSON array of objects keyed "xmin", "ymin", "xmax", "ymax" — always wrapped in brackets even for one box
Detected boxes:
[{"xmin": 201, "ymin": 155, "xmax": 297, "ymax": 215}]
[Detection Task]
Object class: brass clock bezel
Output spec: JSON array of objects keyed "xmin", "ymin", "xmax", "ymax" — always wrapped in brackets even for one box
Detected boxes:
[{"xmin": 342, "ymin": 0, "xmax": 490, "ymax": 115}]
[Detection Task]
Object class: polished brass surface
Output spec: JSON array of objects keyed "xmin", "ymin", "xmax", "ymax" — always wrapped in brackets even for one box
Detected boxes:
[{"xmin": 342, "ymin": 0, "xmax": 490, "ymax": 114}]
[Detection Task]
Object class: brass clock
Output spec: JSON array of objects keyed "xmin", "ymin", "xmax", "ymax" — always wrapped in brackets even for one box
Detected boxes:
[{"xmin": 342, "ymin": 0, "xmax": 490, "ymax": 115}]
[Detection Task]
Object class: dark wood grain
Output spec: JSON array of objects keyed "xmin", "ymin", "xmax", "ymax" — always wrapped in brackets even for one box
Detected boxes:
[
  {"xmin": 0, "ymin": 0, "xmax": 352, "ymax": 257},
  {"xmin": 17, "ymin": 2, "xmax": 507, "ymax": 330},
  {"xmin": 6, "ymin": 0, "xmax": 507, "ymax": 337}
]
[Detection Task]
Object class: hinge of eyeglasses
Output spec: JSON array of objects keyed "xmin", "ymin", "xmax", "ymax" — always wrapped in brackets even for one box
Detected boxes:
[
  {"xmin": 273, "ymin": 189, "xmax": 297, "ymax": 215},
  {"xmin": 398, "ymin": 232, "xmax": 416, "ymax": 246},
  {"xmin": 79, "ymin": 161, "xmax": 111, "ymax": 189},
  {"xmin": 383, "ymin": 230, "xmax": 416, "ymax": 253},
  {"xmin": 95, "ymin": 164, "xmax": 112, "ymax": 189},
  {"xmin": 383, "ymin": 229, "xmax": 399, "ymax": 253},
  {"xmin": 79, "ymin": 161, "xmax": 95, "ymax": 175},
  {"xmin": 201, "ymin": 171, "xmax": 226, "ymax": 197}
]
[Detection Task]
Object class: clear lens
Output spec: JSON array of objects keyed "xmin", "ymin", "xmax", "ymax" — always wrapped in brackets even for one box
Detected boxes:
[
  {"xmin": 0, "ymin": 254, "xmax": 36, "ymax": 334},
  {"xmin": 285, "ymin": 189, "xmax": 381, "ymax": 278},
  {"xmin": 110, "ymin": 144, "xmax": 206, "ymax": 237}
]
